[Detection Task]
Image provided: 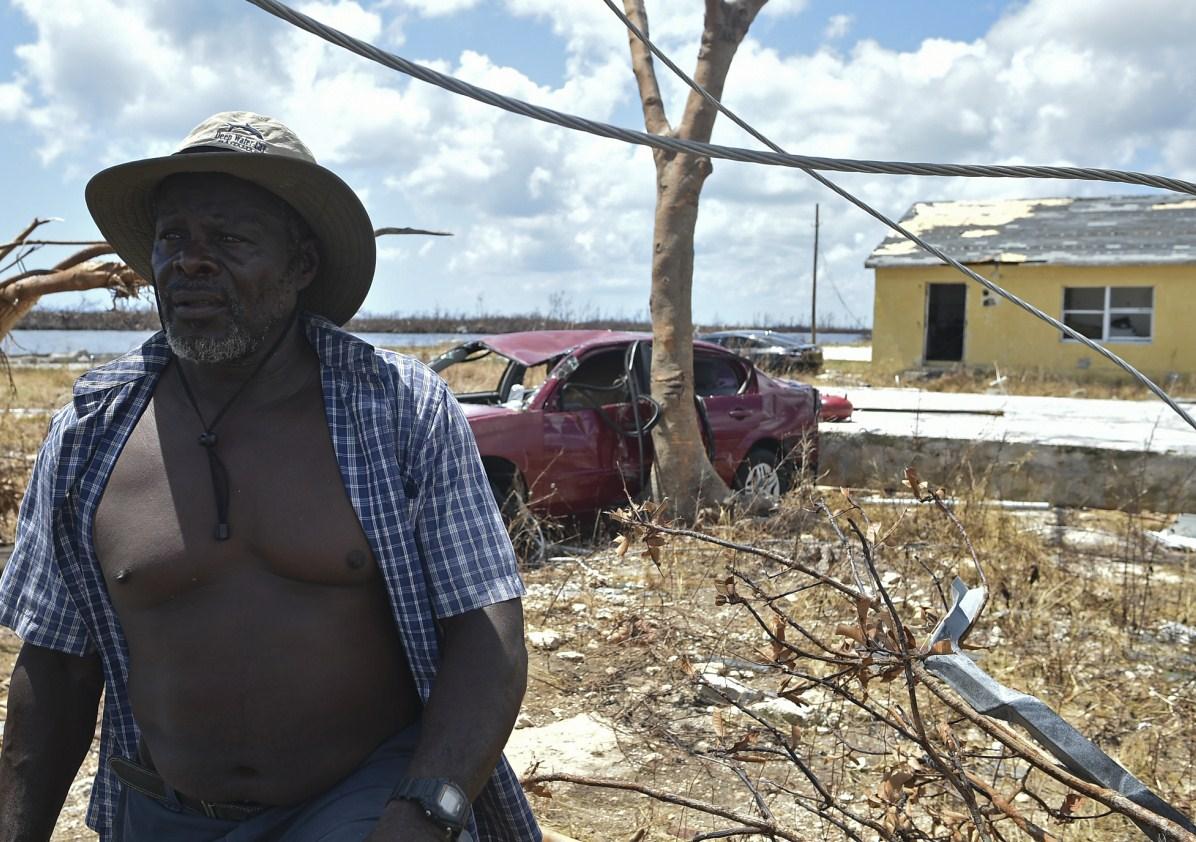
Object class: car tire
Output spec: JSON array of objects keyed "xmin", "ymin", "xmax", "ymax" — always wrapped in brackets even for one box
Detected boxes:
[
  {"xmin": 487, "ymin": 472, "xmax": 547, "ymax": 565},
  {"xmin": 734, "ymin": 446, "xmax": 791, "ymax": 506}
]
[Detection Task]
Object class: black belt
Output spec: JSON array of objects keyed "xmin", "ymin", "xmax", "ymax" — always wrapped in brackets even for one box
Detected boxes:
[{"xmin": 109, "ymin": 756, "xmax": 271, "ymax": 822}]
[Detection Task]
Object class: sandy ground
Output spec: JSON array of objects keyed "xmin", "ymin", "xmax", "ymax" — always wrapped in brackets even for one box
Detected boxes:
[{"xmin": 3, "ymin": 507, "xmax": 1194, "ymax": 841}]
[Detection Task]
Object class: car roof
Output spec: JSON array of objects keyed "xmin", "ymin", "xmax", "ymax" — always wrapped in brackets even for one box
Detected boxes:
[
  {"xmin": 478, "ymin": 330, "xmax": 648, "ymax": 366},
  {"xmin": 474, "ymin": 330, "xmax": 729, "ymax": 366},
  {"xmin": 702, "ymin": 330, "xmax": 813, "ymax": 346}
]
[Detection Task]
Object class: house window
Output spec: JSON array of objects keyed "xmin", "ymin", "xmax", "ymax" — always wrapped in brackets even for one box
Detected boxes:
[{"xmin": 1061, "ymin": 286, "xmax": 1152, "ymax": 342}]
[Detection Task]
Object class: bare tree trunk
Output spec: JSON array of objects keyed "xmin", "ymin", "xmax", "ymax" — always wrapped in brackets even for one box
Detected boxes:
[
  {"xmin": 0, "ymin": 221, "xmax": 146, "ymax": 341},
  {"xmin": 624, "ymin": 0, "xmax": 767, "ymax": 522},
  {"xmin": 0, "ymin": 262, "xmax": 142, "ymax": 338}
]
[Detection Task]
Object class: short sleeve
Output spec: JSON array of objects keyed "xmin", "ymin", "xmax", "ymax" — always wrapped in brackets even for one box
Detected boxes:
[
  {"xmin": 0, "ymin": 409, "xmax": 92, "ymax": 655},
  {"xmin": 411, "ymin": 386, "xmax": 525, "ymax": 619}
]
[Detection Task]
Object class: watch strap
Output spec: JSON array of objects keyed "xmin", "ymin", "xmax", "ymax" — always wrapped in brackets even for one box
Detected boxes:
[{"xmin": 389, "ymin": 777, "xmax": 470, "ymax": 838}]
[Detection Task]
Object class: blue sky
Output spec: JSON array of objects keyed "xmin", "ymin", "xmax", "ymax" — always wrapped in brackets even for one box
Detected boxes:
[{"xmin": 2, "ymin": 0, "xmax": 1193, "ymax": 327}]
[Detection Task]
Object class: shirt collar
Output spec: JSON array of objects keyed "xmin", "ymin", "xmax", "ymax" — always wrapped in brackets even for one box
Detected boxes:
[{"xmin": 70, "ymin": 312, "xmax": 380, "ymax": 415}]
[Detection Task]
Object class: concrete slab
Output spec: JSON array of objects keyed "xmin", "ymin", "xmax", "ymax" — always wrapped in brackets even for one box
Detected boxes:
[
  {"xmin": 822, "ymin": 344, "xmax": 872, "ymax": 362},
  {"xmin": 818, "ymin": 387, "xmax": 1196, "ymax": 511},
  {"xmin": 503, "ymin": 714, "xmax": 629, "ymax": 779},
  {"xmin": 838, "ymin": 387, "xmax": 1195, "ymax": 454}
]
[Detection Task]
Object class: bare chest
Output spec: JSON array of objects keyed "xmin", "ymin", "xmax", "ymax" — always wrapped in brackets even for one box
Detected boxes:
[{"xmin": 94, "ymin": 382, "xmax": 378, "ymax": 608}]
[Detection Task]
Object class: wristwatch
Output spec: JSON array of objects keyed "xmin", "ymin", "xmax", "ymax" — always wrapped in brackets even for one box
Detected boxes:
[{"xmin": 389, "ymin": 777, "xmax": 471, "ymax": 839}]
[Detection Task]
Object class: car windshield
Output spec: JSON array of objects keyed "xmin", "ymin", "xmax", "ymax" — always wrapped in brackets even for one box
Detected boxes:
[{"xmin": 430, "ymin": 342, "xmax": 551, "ymax": 407}]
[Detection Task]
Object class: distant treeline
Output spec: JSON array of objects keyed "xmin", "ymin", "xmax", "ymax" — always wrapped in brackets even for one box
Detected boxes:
[{"xmin": 19, "ymin": 306, "xmax": 869, "ymax": 336}]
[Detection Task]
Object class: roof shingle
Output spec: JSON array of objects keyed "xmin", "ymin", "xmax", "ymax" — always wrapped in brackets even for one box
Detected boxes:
[{"xmin": 865, "ymin": 195, "xmax": 1196, "ymax": 268}]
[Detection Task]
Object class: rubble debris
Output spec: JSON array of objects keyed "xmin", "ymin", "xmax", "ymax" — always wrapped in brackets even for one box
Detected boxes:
[
  {"xmin": 697, "ymin": 673, "xmax": 763, "ymax": 706},
  {"xmin": 504, "ymin": 714, "xmax": 628, "ymax": 778},
  {"xmin": 1146, "ymin": 513, "xmax": 1196, "ymax": 551},
  {"xmin": 527, "ymin": 629, "xmax": 565, "ymax": 651}
]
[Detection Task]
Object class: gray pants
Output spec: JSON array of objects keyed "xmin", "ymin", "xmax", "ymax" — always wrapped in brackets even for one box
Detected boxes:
[{"xmin": 114, "ymin": 723, "xmax": 473, "ymax": 841}]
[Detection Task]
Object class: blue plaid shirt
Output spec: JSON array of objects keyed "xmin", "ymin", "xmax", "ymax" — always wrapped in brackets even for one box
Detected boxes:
[{"xmin": 0, "ymin": 314, "xmax": 540, "ymax": 841}]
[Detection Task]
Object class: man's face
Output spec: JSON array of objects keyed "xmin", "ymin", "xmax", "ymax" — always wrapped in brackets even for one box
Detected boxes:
[{"xmin": 151, "ymin": 173, "xmax": 317, "ymax": 363}]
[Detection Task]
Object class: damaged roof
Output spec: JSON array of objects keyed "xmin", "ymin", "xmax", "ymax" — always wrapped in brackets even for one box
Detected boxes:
[
  {"xmin": 479, "ymin": 330, "xmax": 646, "ymax": 365},
  {"xmin": 865, "ymin": 194, "xmax": 1196, "ymax": 268}
]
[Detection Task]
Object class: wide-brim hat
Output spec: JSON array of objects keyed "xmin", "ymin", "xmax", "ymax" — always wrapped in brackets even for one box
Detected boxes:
[{"xmin": 85, "ymin": 111, "xmax": 376, "ymax": 326}]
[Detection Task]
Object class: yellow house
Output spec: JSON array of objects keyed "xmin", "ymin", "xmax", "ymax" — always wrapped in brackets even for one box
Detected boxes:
[{"xmin": 866, "ymin": 195, "xmax": 1196, "ymax": 379}]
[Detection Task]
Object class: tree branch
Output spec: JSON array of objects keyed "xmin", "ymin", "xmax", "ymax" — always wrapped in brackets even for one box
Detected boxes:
[
  {"xmin": 677, "ymin": 0, "xmax": 768, "ymax": 142},
  {"xmin": 0, "ymin": 263, "xmax": 144, "ymax": 305},
  {"xmin": 52, "ymin": 244, "xmax": 116, "ymax": 272},
  {"xmin": 0, "ymin": 239, "xmax": 107, "ymax": 250},
  {"xmin": 0, "ymin": 219, "xmax": 53, "ymax": 264},
  {"xmin": 521, "ymin": 772, "xmax": 806, "ymax": 842},
  {"xmin": 622, "ymin": 0, "xmax": 671, "ymax": 137}
]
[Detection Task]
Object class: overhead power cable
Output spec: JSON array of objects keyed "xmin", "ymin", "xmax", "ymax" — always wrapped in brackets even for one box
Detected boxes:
[
  {"xmin": 245, "ymin": 0, "xmax": 1196, "ymax": 195},
  {"xmin": 244, "ymin": 0, "xmax": 1196, "ymax": 432},
  {"xmin": 600, "ymin": 0, "xmax": 1195, "ymax": 432}
]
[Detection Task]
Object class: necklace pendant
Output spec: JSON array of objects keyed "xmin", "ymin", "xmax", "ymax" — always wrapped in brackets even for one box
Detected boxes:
[{"xmin": 198, "ymin": 432, "xmax": 218, "ymax": 448}]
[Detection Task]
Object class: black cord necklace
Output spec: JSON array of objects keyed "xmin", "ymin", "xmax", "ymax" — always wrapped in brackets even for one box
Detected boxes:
[{"xmin": 173, "ymin": 319, "xmax": 296, "ymax": 541}]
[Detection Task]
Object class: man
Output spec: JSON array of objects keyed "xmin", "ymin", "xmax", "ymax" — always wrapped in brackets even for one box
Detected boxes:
[{"xmin": 0, "ymin": 112, "xmax": 540, "ymax": 842}]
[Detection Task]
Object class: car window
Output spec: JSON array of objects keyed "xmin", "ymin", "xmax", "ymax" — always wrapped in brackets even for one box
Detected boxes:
[
  {"xmin": 504, "ymin": 361, "xmax": 551, "ymax": 407},
  {"xmin": 694, "ymin": 352, "xmax": 746, "ymax": 397},
  {"xmin": 559, "ymin": 349, "xmax": 629, "ymax": 410}
]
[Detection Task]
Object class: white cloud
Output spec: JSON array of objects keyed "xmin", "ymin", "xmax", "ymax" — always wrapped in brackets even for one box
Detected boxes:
[
  {"xmin": 823, "ymin": 13, "xmax": 852, "ymax": 40},
  {"xmin": 0, "ymin": 82, "xmax": 28, "ymax": 120},
  {"xmin": 396, "ymin": 0, "xmax": 481, "ymax": 16},
  {"xmin": 296, "ymin": 1, "xmax": 383, "ymax": 40},
  {"xmin": 3, "ymin": 0, "xmax": 1196, "ymax": 326}
]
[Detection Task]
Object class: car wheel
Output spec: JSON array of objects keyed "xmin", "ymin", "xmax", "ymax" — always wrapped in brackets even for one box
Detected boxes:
[
  {"xmin": 488, "ymin": 473, "xmax": 547, "ymax": 565},
  {"xmin": 734, "ymin": 446, "xmax": 790, "ymax": 506}
]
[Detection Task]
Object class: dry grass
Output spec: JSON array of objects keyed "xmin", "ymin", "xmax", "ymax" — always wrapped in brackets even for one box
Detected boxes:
[
  {"xmin": 2, "ymin": 361, "xmax": 1193, "ymax": 840},
  {"xmin": 0, "ymin": 367, "xmax": 73, "ymax": 541},
  {"xmin": 823, "ymin": 357, "xmax": 1196, "ymax": 401},
  {"xmin": 0, "ymin": 364, "xmax": 79, "ymax": 410},
  {"xmin": 514, "ymin": 469, "xmax": 1196, "ymax": 841}
]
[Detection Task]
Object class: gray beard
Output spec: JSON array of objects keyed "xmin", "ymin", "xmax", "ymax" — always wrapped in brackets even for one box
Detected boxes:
[
  {"xmin": 166, "ymin": 325, "xmax": 263, "ymax": 363},
  {"xmin": 164, "ymin": 304, "xmax": 287, "ymax": 364}
]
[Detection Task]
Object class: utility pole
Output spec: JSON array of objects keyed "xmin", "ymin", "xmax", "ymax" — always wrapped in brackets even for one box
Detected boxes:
[{"xmin": 810, "ymin": 203, "xmax": 819, "ymax": 344}]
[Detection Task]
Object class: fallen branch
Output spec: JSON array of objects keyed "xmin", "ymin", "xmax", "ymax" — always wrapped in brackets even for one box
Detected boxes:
[{"xmin": 521, "ymin": 772, "xmax": 806, "ymax": 842}]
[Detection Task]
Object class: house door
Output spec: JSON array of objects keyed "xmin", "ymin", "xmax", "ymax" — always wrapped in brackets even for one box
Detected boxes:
[{"xmin": 924, "ymin": 283, "xmax": 966, "ymax": 362}]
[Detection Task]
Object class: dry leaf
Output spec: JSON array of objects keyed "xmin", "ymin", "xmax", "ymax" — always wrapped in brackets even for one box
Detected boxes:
[
  {"xmin": 876, "ymin": 767, "xmax": 916, "ymax": 803},
  {"xmin": 903, "ymin": 466, "xmax": 924, "ymax": 498},
  {"xmin": 855, "ymin": 595, "xmax": 874, "ymax": 629},
  {"xmin": 712, "ymin": 708, "xmax": 728, "ymax": 738},
  {"xmin": 836, "ymin": 623, "xmax": 867, "ymax": 645},
  {"xmin": 729, "ymin": 731, "xmax": 759, "ymax": 753},
  {"xmin": 1061, "ymin": 792, "xmax": 1084, "ymax": 816}
]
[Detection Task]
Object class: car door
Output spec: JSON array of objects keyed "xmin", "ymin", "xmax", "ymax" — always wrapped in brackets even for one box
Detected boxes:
[
  {"xmin": 537, "ymin": 347, "xmax": 650, "ymax": 512},
  {"xmin": 693, "ymin": 350, "xmax": 762, "ymax": 482}
]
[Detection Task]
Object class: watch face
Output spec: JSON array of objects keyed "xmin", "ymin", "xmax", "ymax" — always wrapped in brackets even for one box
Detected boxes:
[{"xmin": 435, "ymin": 783, "xmax": 467, "ymax": 820}]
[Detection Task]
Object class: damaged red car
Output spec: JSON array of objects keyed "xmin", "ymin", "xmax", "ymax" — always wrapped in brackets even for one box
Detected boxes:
[{"xmin": 429, "ymin": 330, "xmax": 820, "ymax": 517}]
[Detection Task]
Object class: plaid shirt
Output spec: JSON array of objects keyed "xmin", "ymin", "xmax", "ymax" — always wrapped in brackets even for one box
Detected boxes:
[{"xmin": 0, "ymin": 314, "xmax": 540, "ymax": 841}]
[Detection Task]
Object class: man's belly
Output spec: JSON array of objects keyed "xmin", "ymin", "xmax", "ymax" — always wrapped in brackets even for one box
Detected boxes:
[{"xmin": 121, "ymin": 571, "xmax": 420, "ymax": 805}]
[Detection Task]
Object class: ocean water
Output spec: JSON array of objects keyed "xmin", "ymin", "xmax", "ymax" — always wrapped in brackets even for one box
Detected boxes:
[
  {"xmin": 0, "ymin": 330, "xmax": 481, "ymax": 358},
  {"xmin": 0, "ymin": 329, "xmax": 868, "ymax": 358}
]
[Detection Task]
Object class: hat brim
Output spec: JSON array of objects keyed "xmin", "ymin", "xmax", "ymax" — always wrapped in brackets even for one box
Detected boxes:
[{"xmin": 85, "ymin": 152, "xmax": 376, "ymax": 326}]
